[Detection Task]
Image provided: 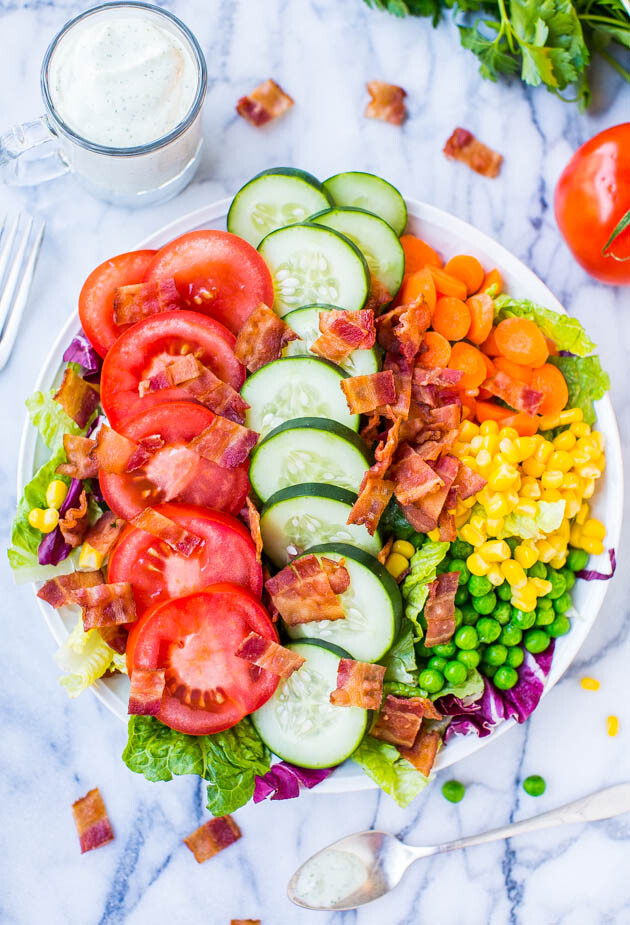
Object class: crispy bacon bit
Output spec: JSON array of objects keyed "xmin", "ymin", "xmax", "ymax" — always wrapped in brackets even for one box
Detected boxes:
[
  {"xmin": 453, "ymin": 463, "xmax": 487, "ymax": 500},
  {"xmin": 231, "ymin": 920, "xmax": 261, "ymax": 925},
  {"xmin": 414, "ymin": 367, "xmax": 464, "ymax": 388},
  {"xmin": 236, "ymin": 632, "xmax": 306, "ymax": 679},
  {"xmin": 373, "ymin": 415, "xmax": 402, "ymax": 474},
  {"xmin": 330, "ymin": 659, "xmax": 385, "ymax": 710},
  {"xmin": 482, "ymin": 371, "xmax": 544, "ymax": 415},
  {"xmin": 322, "ymin": 557, "xmax": 351, "ymax": 594},
  {"xmin": 340, "ymin": 370, "xmax": 396, "ymax": 415},
  {"xmin": 94, "ymin": 425, "xmax": 143, "ymax": 474},
  {"xmin": 424, "ymin": 571, "xmax": 459, "ymax": 647},
  {"xmin": 371, "ymin": 695, "xmax": 430, "ymax": 748},
  {"xmin": 38, "ymin": 570, "xmax": 104, "ymax": 608},
  {"xmin": 131, "ymin": 508, "xmax": 201, "ymax": 557},
  {"xmin": 113, "ymin": 278, "xmax": 181, "ymax": 324},
  {"xmin": 59, "ymin": 489, "xmax": 89, "ymax": 548},
  {"xmin": 438, "ymin": 509, "xmax": 456, "ymax": 542},
  {"xmin": 364, "ymin": 275, "xmax": 392, "ymax": 313},
  {"xmin": 377, "ymin": 303, "xmax": 431, "ymax": 362},
  {"xmin": 360, "ymin": 411, "xmax": 382, "ymax": 446},
  {"xmin": 139, "ymin": 354, "xmax": 200, "ymax": 394},
  {"xmin": 74, "ymin": 582, "xmax": 137, "ymax": 630},
  {"xmin": 184, "ymin": 815, "xmax": 242, "ymax": 864},
  {"xmin": 188, "ymin": 418, "xmax": 258, "ymax": 468},
  {"xmin": 377, "ymin": 536, "xmax": 394, "ymax": 566},
  {"xmin": 236, "ymin": 78, "xmax": 294, "ymax": 127},
  {"xmin": 311, "ymin": 309, "xmax": 376, "ymax": 365},
  {"xmin": 384, "ymin": 352, "xmax": 413, "ymax": 420},
  {"xmin": 139, "ymin": 356, "xmax": 249, "ymax": 424},
  {"xmin": 234, "ymin": 303, "xmax": 299, "ymax": 371},
  {"xmin": 398, "ymin": 726, "xmax": 441, "ymax": 776},
  {"xmin": 347, "ymin": 474, "xmax": 394, "ymax": 536},
  {"xmin": 56, "ymin": 434, "xmax": 98, "ymax": 479},
  {"xmin": 365, "ymin": 80, "xmax": 407, "ymax": 125},
  {"xmin": 391, "ymin": 445, "xmax": 443, "ymax": 506},
  {"xmin": 128, "ymin": 668, "xmax": 165, "ymax": 715},
  {"xmin": 72, "ymin": 788, "xmax": 114, "ymax": 853},
  {"xmin": 54, "ymin": 367, "xmax": 100, "ymax": 429},
  {"xmin": 443, "ymin": 127, "xmax": 503, "ymax": 179},
  {"xmin": 83, "ymin": 511, "xmax": 126, "ymax": 559},
  {"xmin": 402, "ymin": 454, "xmax": 460, "ymax": 533},
  {"xmin": 245, "ymin": 497, "xmax": 263, "ymax": 563},
  {"xmin": 97, "ymin": 625, "xmax": 128, "ymax": 655},
  {"xmin": 265, "ymin": 554, "xmax": 347, "ymax": 625}
]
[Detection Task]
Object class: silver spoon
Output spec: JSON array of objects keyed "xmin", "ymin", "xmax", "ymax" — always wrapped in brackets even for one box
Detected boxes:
[{"xmin": 288, "ymin": 782, "xmax": 630, "ymax": 911}]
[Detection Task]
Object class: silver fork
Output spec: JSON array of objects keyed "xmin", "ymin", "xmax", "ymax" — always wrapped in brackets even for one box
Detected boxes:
[{"xmin": 0, "ymin": 213, "xmax": 46, "ymax": 371}]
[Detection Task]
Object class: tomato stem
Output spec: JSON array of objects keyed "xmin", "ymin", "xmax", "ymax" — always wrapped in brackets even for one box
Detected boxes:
[{"xmin": 602, "ymin": 207, "xmax": 630, "ymax": 262}]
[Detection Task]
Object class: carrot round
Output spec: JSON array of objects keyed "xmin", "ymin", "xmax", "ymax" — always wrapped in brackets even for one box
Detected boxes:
[
  {"xmin": 493, "ymin": 356, "xmax": 533, "ymax": 385},
  {"xmin": 466, "ymin": 293, "xmax": 494, "ymax": 344},
  {"xmin": 399, "ymin": 268, "xmax": 436, "ymax": 314},
  {"xmin": 545, "ymin": 337, "xmax": 558, "ymax": 357},
  {"xmin": 432, "ymin": 296, "xmax": 471, "ymax": 341},
  {"xmin": 530, "ymin": 364, "xmax": 569, "ymax": 417},
  {"xmin": 495, "ymin": 318, "xmax": 549, "ymax": 367},
  {"xmin": 448, "ymin": 342, "xmax": 488, "ymax": 390},
  {"xmin": 421, "ymin": 331, "xmax": 451, "ymax": 367},
  {"xmin": 475, "ymin": 400, "xmax": 512, "ymax": 424},
  {"xmin": 428, "ymin": 267, "xmax": 468, "ymax": 301},
  {"xmin": 444, "ymin": 255, "xmax": 485, "ymax": 296},
  {"xmin": 480, "ymin": 326, "xmax": 502, "ymax": 356},
  {"xmin": 460, "ymin": 392, "xmax": 477, "ymax": 420},
  {"xmin": 481, "ymin": 353, "xmax": 496, "ymax": 378},
  {"xmin": 481, "ymin": 268, "xmax": 503, "ymax": 295},
  {"xmin": 502, "ymin": 412, "xmax": 539, "ymax": 436},
  {"xmin": 400, "ymin": 235, "xmax": 443, "ymax": 273}
]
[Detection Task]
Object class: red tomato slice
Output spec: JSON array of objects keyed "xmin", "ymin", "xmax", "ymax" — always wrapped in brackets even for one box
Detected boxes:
[
  {"xmin": 144, "ymin": 230, "xmax": 274, "ymax": 335},
  {"xmin": 79, "ymin": 250, "xmax": 157, "ymax": 357},
  {"xmin": 109, "ymin": 502, "xmax": 262, "ymax": 616},
  {"xmin": 99, "ymin": 402, "xmax": 249, "ymax": 520},
  {"xmin": 100, "ymin": 310, "xmax": 245, "ymax": 429},
  {"xmin": 127, "ymin": 584, "xmax": 278, "ymax": 735}
]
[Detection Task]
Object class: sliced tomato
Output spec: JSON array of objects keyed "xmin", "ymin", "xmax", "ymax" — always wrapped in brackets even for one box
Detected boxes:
[
  {"xmin": 127, "ymin": 584, "xmax": 278, "ymax": 734},
  {"xmin": 109, "ymin": 502, "xmax": 262, "ymax": 616},
  {"xmin": 79, "ymin": 250, "xmax": 157, "ymax": 357},
  {"xmin": 100, "ymin": 310, "xmax": 245, "ymax": 429},
  {"xmin": 144, "ymin": 230, "xmax": 274, "ymax": 335}
]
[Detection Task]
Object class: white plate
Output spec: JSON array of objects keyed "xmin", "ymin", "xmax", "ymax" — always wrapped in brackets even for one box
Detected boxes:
[{"xmin": 19, "ymin": 197, "xmax": 623, "ymax": 795}]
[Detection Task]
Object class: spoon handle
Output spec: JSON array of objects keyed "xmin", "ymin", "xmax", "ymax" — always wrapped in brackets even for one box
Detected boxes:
[{"xmin": 430, "ymin": 783, "xmax": 630, "ymax": 857}]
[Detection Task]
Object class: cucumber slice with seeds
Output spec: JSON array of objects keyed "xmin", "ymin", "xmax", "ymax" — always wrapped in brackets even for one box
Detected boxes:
[
  {"xmin": 323, "ymin": 172, "xmax": 407, "ymax": 236},
  {"xmin": 282, "ymin": 305, "xmax": 380, "ymax": 376}
]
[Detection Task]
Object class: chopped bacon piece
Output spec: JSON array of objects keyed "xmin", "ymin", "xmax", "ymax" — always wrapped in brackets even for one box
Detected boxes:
[
  {"xmin": 56, "ymin": 434, "xmax": 98, "ymax": 479},
  {"xmin": 130, "ymin": 508, "xmax": 201, "ymax": 557},
  {"xmin": 139, "ymin": 353, "xmax": 199, "ymax": 394},
  {"xmin": 72, "ymin": 788, "xmax": 114, "ymax": 853},
  {"xmin": 429, "ymin": 402, "xmax": 461, "ymax": 432},
  {"xmin": 371, "ymin": 695, "xmax": 434, "ymax": 747},
  {"xmin": 245, "ymin": 497, "xmax": 263, "ymax": 563},
  {"xmin": 364, "ymin": 275, "xmax": 392, "ymax": 313},
  {"xmin": 347, "ymin": 474, "xmax": 394, "ymax": 536},
  {"xmin": 438, "ymin": 509, "xmax": 456, "ymax": 542},
  {"xmin": 94, "ymin": 425, "xmax": 144, "ymax": 474},
  {"xmin": 322, "ymin": 556, "xmax": 350, "ymax": 594},
  {"xmin": 311, "ymin": 309, "xmax": 376, "ymax": 365},
  {"xmin": 113, "ymin": 278, "xmax": 181, "ymax": 324},
  {"xmin": 128, "ymin": 668, "xmax": 165, "ymax": 715},
  {"xmin": 384, "ymin": 352, "xmax": 413, "ymax": 420},
  {"xmin": 83, "ymin": 511, "xmax": 126, "ymax": 559},
  {"xmin": 265, "ymin": 554, "xmax": 347, "ymax": 625},
  {"xmin": 391, "ymin": 445, "xmax": 443, "ymax": 506},
  {"xmin": 97, "ymin": 625, "xmax": 128, "ymax": 655},
  {"xmin": 236, "ymin": 632, "xmax": 306, "ymax": 679},
  {"xmin": 74, "ymin": 582, "xmax": 137, "ymax": 630},
  {"xmin": 443, "ymin": 127, "xmax": 503, "ymax": 179},
  {"xmin": 424, "ymin": 571, "xmax": 459, "ymax": 647},
  {"xmin": 452, "ymin": 462, "xmax": 486, "ymax": 501},
  {"xmin": 378, "ymin": 303, "xmax": 431, "ymax": 362},
  {"xmin": 402, "ymin": 454, "xmax": 460, "ymax": 533},
  {"xmin": 360, "ymin": 411, "xmax": 383, "ymax": 446},
  {"xmin": 372, "ymin": 415, "xmax": 402, "ymax": 475},
  {"xmin": 139, "ymin": 356, "xmax": 249, "ymax": 424},
  {"xmin": 398, "ymin": 726, "xmax": 442, "ymax": 776},
  {"xmin": 365, "ymin": 80, "xmax": 407, "ymax": 125},
  {"xmin": 236, "ymin": 78, "xmax": 294, "ymax": 126},
  {"xmin": 330, "ymin": 659, "xmax": 385, "ymax": 710},
  {"xmin": 377, "ymin": 536, "xmax": 393, "ymax": 566},
  {"xmin": 38, "ymin": 570, "xmax": 104, "ymax": 608},
  {"xmin": 188, "ymin": 417, "xmax": 258, "ymax": 468},
  {"xmin": 59, "ymin": 489, "xmax": 89, "ymax": 548},
  {"xmin": 340, "ymin": 370, "xmax": 396, "ymax": 415},
  {"xmin": 54, "ymin": 367, "xmax": 100, "ymax": 429},
  {"xmin": 482, "ymin": 371, "xmax": 544, "ymax": 415},
  {"xmin": 234, "ymin": 303, "xmax": 299, "ymax": 371},
  {"xmin": 184, "ymin": 815, "xmax": 242, "ymax": 863},
  {"xmin": 231, "ymin": 920, "xmax": 261, "ymax": 925}
]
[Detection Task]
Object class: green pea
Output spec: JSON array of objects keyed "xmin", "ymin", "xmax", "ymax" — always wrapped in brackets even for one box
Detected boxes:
[
  {"xmin": 415, "ymin": 641, "xmax": 432, "ymax": 659},
  {"xmin": 561, "ymin": 568, "xmax": 576, "ymax": 591},
  {"xmin": 476, "ymin": 617, "xmax": 502, "ymax": 643},
  {"xmin": 473, "ymin": 592, "xmax": 497, "ymax": 615},
  {"xmin": 546, "ymin": 569, "xmax": 567, "ymax": 600},
  {"xmin": 511, "ymin": 608, "xmax": 536, "ymax": 630},
  {"xmin": 548, "ymin": 615, "xmax": 571, "ymax": 637},
  {"xmin": 418, "ymin": 668, "xmax": 445, "ymax": 693},
  {"xmin": 500, "ymin": 623, "xmax": 523, "ymax": 647},
  {"xmin": 432, "ymin": 641, "xmax": 457, "ymax": 658},
  {"xmin": 494, "ymin": 665, "xmax": 519, "ymax": 690},
  {"xmin": 451, "ymin": 539, "xmax": 474, "ymax": 559},
  {"xmin": 453, "ymin": 607, "xmax": 463, "ymax": 629},
  {"xmin": 457, "ymin": 649, "xmax": 480, "ymax": 669},
  {"xmin": 437, "ymin": 557, "xmax": 453, "ymax": 575},
  {"xmin": 524, "ymin": 629, "xmax": 551, "ymax": 654},
  {"xmin": 484, "ymin": 643, "xmax": 508, "ymax": 666},
  {"xmin": 566, "ymin": 548, "xmax": 589, "ymax": 572},
  {"xmin": 450, "ymin": 558, "xmax": 471, "ymax": 585},
  {"xmin": 523, "ymin": 774, "xmax": 546, "ymax": 796},
  {"xmin": 444, "ymin": 660, "xmax": 468, "ymax": 686},
  {"xmin": 480, "ymin": 663, "xmax": 497, "ymax": 679},
  {"xmin": 553, "ymin": 592, "xmax": 572, "ymax": 614},
  {"xmin": 528, "ymin": 561, "xmax": 548, "ymax": 580},
  {"xmin": 455, "ymin": 586, "xmax": 470, "ymax": 606},
  {"xmin": 506, "ymin": 645, "xmax": 524, "ymax": 668},
  {"xmin": 496, "ymin": 582, "xmax": 513, "ymax": 602},
  {"xmin": 441, "ymin": 779, "xmax": 466, "ymax": 803},
  {"xmin": 461, "ymin": 604, "xmax": 478, "ymax": 626},
  {"xmin": 468, "ymin": 575, "xmax": 493, "ymax": 597},
  {"xmin": 535, "ymin": 607, "xmax": 555, "ymax": 627},
  {"xmin": 428, "ymin": 656, "xmax": 448, "ymax": 672},
  {"xmin": 493, "ymin": 601, "xmax": 513, "ymax": 625},
  {"xmin": 537, "ymin": 596, "xmax": 554, "ymax": 611},
  {"xmin": 506, "ymin": 536, "xmax": 520, "ymax": 553},
  {"xmin": 455, "ymin": 626, "xmax": 479, "ymax": 650}
]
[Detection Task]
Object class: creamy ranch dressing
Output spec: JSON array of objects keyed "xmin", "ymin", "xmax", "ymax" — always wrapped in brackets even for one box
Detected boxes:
[
  {"xmin": 294, "ymin": 850, "xmax": 368, "ymax": 907},
  {"xmin": 48, "ymin": 9, "xmax": 198, "ymax": 148}
]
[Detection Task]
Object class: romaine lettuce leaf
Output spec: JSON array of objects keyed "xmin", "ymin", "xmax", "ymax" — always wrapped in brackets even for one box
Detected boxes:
[
  {"xmin": 502, "ymin": 499, "xmax": 566, "ymax": 540},
  {"xmin": 26, "ymin": 381, "xmax": 88, "ymax": 451},
  {"xmin": 548, "ymin": 355, "xmax": 611, "ymax": 426},
  {"xmin": 401, "ymin": 540, "xmax": 450, "ymax": 636},
  {"xmin": 352, "ymin": 736, "xmax": 429, "ymax": 807},
  {"xmin": 381, "ymin": 620, "xmax": 418, "ymax": 684},
  {"xmin": 55, "ymin": 616, "xmax": 127, "ymax": 697},
  {"xmin": 432, "ymin": 667, "xmax": 484, "ymax": 702},
  {"xmin": 494, "ymin": 294, "xmax": 595, "ymax": 357}
]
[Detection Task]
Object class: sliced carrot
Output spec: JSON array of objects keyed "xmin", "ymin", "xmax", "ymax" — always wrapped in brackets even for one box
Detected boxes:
[
  {"xmin": 461, "ymin": 392, "xmax": 477, "ymax": 420},
  {"xmin": 530, "ymin": 364, "xmax": 569, "ymax": 417},
  {"xmin": 493, "ymin": 356, "xmax": 533, "ymax": 385},
  {"xmin": 444, "ymin": 255, "xmax": 484, "ymax": 296},
  {"xmin": 399, "ymin": 268, "xmax": 436, "ymax": 313},
  {"xmin": 480, "ymin": 268, "xmax": 503, "ymax": 295},
  {"xmin": 481, "ymin": 353, "xmax": 496, "ymax": 378},
  {"xmin": 400, "ymin": 235, "xmax": 443, "ymax": 273},
  {"xmin": 480, "ymin": 326, "xmax": 502, "ymax": 356},
  {"xmin": 428, "ymin": 267, "xmax": 468, "ymax": 301},
  {"xmin": 466, "ymin": 293, "xmax": 494, "ymax": 344},
  {"xmin": 432, "ymin": 296, "xmax": 471, "ymax": 341},
  {"xmin": 421, "ymin": 331, "xmax": 451, "ymax": 368},
  {"xmin": 474, "ymin": 400, "xmax": 512, "ymax": 424},
  {"xmin": 545, "ymin": 337, "xmax": 558, "ymax": 357},
  {"xmin": 502, "ymin": 412, "xmax": 539, "ymax": 436},
  {"xmin": 495, "ymin": 318, "xmax": 549, "ymax": 367},
  {"xmin": 448, "ymin": 342, "xmax": 488, "ymax": 390}
]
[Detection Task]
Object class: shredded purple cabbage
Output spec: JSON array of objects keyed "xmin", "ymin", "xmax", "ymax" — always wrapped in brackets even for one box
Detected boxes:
[
  {"xmin": 576, "ymin": 548, "xmax": 616, "ymax": 582},
  {"xmin": 63, "ymin": 331, "xmax": 102, "ymax": 375},
  {"xmin": 558, "ymin": 350, "xmax": 576, "ymax": 357},
  {"xmin": 253, "ymin": 762, "xmax": 334, "ymax": 802},
  {"xmin": 37, "ymin": 478, "xmax": 83, "ymax": 566}
]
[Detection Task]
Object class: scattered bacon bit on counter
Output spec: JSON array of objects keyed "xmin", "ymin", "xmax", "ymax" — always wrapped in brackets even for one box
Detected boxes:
[
  {"xmin": 236, "ymin": 78, "xmax": 294, "ymax": 127},
  {"xmin": 184, "ymin": 815, "xmax": 242, "ymax": 863},
  {"xmin": 365, "ymin": 80, "xmax": 407, "ymax": 125},
  {"xmin": 59, "ymin": 489, "xmax": 89, "ymax": 547},
  {"xmin": 56, "ymin": 434, "xmax": 98, "ymax": 479},
  {"xmin": 128, "ymin": 668, "xmax": 166, "ymax": 715},
  {"xmin": 311, "ymin": 309, "xmax": 376, "ymax": 365},
  {"xmin": 390, "ymin": 445, "xmax": 443, "ymax": 506},
  {"xmin": 424, "ymin": 571, "xmax": 459, "ymax": 647},
  {"xmin": 38, "ymin": 569, "xmax": 104, "ymax": 608},
  {"xmin": 83, "ymin": 511, "xmax": 126, "ymax": 559},
  {"xmin": 72, "ymin": 788, "xmax": 114, "ymax": 854},
  {"xmin": 443, "ymin": 127, "xmax": 503, "ymax": 179},
  {"xmin": 398, "ymin": 726, "xmax": 442, "ymax": 776},
  {"xmin": 347, "ymin": 474, "xmax": 394, "ymax": 536},
  {"xmin": 371, "ymin": 695, "xmax": 432, "ymax": 748},
  {"xmin": 265, "ymin": 554, "xmax": 348, "ymax": 625},
  {"xmin": 130, "ymin": 508, "xmax": 201, "ymax": 557},
  {"xmin": 236, "ymin": 632, "xmax": 306, "ymax": 679},
  {"xmin": 74, "ymin": 581, "xmax": 137, "ymax": 630},
  {"xmin": 188, "ymin": 418, "xmax": 258, "ymax": 468},
  {"xmin": 54, "ymin": 366, "xmax": 100, "ymax": 429},
  {"xmin": 330, "ymin": 659, "xmax": 385, "ymax": 710},
  {"xmin": 482, "ymin": 371, "xmax": 544, "ymax": 415},
  {"xmin": 231, "ymin": 920, "xmax": 261, "ymax": 925},
  {"xmin": 139, "ymin": 356, "xmax": 249, "ymax": 424},
  {"xmin": 245, "ymin": 498, "xmax": 263, "ymax": 563},
  {"xmin": 234, "ymin": 303, "xmax": 299, "ymax": 371},
  {"xmin": 113, "ymin": 278, "xmax": 182, "ymax": 324},
  {"xmin": 340, "ymin": 370, "xmax": 396, "ymax": 415}
]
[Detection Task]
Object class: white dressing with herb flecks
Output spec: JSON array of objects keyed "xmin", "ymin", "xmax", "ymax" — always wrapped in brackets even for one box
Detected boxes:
[{"xmin": 294, "ymin": 849, "xmax": 368, "ymax": 908}]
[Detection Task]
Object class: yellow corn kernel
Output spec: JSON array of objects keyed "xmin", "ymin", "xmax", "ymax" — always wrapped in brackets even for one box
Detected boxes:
[
  {"xmin": 553, "ymin": 430, "xmax": 576, "ymax": 452},
  {"xmin": 572, "ymin": 450, "xmax": 591, "ymax": 468},
  {"xmin": 79, "ymin": 543, "xmax": 105, "ymax": 570},
  {"xmin": 560, "ymin": 491, "xmax": 580, "ymax": 519},
  {"xmin": 460, "ymin": 524, "xmax": 485, "ymax": 548},
  {"xmin": 511, "ymin": 589, "xmax": 537, "ymax": 612},
  {"xmin": 580, "ymin": 536, "xmax": 604, "ymax": 556},
  {"xmin": 576, "ymin": 503, "xmax": 590, "ymax": 525},
  {"xmin": 481, "ymin": 434, "xmax": 499, "ymax": 454},
  {"xmin": 28, "ymin": 507, "xmax": 59, "ymax": 533},
  {"xmin": 460, "ymin": 455, "xmax": 478, "ymax": 472},
  {"xmin": 428, "ymin": 528, "xmax": 441, "ymax": 542},
  {"xmin": 487, "ymin": 565, "xmax": 505, "ymax": 586},
  {"xmin": 548, "ymin": 535, "xmax": 568, "ymax": 558},
  {"xmin": 562, "ymin": 472, "xmax": 581, "ymax": 492},
  {"xmin": 580, "ymin": 677, "xmax": 600, "ymax": 691},
  {"xmin": 27, "ymin": 508, "xmax": 44, "ymax": 530},
  {"xmin": 467, "ymin": 552, "xmax": 490, "ymax": 576},
  {"xmin": 459, "ymin": 419, "xmax": 480, "ymax": 442},
  {"xmin": 455, "ymin": 511, "xmax": 470, "ymax": 528},
  {"xmin": 385, "ymin": 553, "xmax": 410, "ymax": 579},
  {"xmin": 470, "ymin": 435, "xmax": 484, "ymax": 452},
  {"xmin": 485, "ymin": 517, "xmax": 505, "ymax": 538},
  {"xmin": 557, "ymin": 519, "xmax": 571, "ymax": 541},
  {"xmin": 513, "ymin": 436, "xmax": 537, "ymax": 462},
  {"xmin": 522, "ymin": 457, "xmax": 545, "ymax": 478},
  {"xmin": 480, "ymin": 419, "xmax": 499, "ymax": 436},
  {"xmin": 452, "ymin": 442, "xmax": 468, "ymax": 456},
  {"xmin": 550, "ymin": 554, "xmax": 567, "ymax": 569},
  {"xmin": 462, "ymin": 495, "xmax": 477, "ymax": 509},
  {"xmin": 514, "ymin": 498, "xmax": 538, "ymax": 518},
  {"xmin": 488, "ymin": 464, "xmax": 519, "ymax": 492},
  {"xmin": 500, "ymin": 559, "xmax": 527, "ymax": 589},
  {"xmin": 514, "ymin": 544, "xmax": 538, "ymax": 569},
  {"xmin": 576, "ymin": 436, "xmax": 598, "ymax": 458},
  {"xmin": 607, "ymin": 715, "xmax": 619, "ymax": 737},
  {"xmin": 559, "ymin": 407, "xmax": 583, "ymax": 425},
  {"xmin": 536, "ymin": 540, "xmax": 556, "ymax": 563},
  {"xmin": 592, "ymin": 431, "xmax": 605, "ymax": 452},
  {"xmin": 499, "ymin": 427, "xmax": 519, "ymax": 441},
  {"xmin": 476, "ymin": 449, "xmax": 493, "ymax": 470},
  {"xmin": 549, "ymin": 450, "xmax": 574, "ymax": 473},
  {"xmin": 479, "ymin": 540, "xmax": 511, "ymax": 562},
  {"xmin": 483, "ymin": 493, "xmax": 507, "ymax": 518},
  {"xmin": 570, "ymin": 524, "xmax": 583, "ymax": 547},
  {"xmin": 570, "ymin": 420, "xmax": 590, "ymax": 437},
  {"xmin": 519, "ymin": 477, "xmax": 541, "ymax": 500},
  {"xmin": 541, "ymin": 489, "xmax": 562, "ymax": 503},
  {"xmin": 581, "ymin": 518, "xmax": 606, "ymax": 541},
  {"xmin": 531, "ymin": 577, "xmax": 553, "ymax": 596},
  {"xmin": 582, "ymin": 478, "xmax": 596, "ymax": 500},
  {"xmin": 541, "ymin": 470, "xmax": 564, "ymax": 490},
  {"xmin": 498, "ymin": 438, "xmax": 519, "ymax": 464},
  {"xmin": 504, "ymin": 490, "xmax": 520, "ymax": 512},
  {"xmin": 537, "ymin": 413, "xmax": 560, "ymax": 430},
  {"xmin": 470, "ymin": 513, "xmax": 487, "ymax": 533},
  {"xmin": 392, "ymin": 539, "xmax": 415, "ymax": 558},
  {"xmin": 46, "ymin": 479, "xmax": 68, "ymax": 510},
  {"xmin": 577, "ymin": 463, "xmax": 601, "ymax": 481},
  {"xmin": 534, "ymin": 441, "xmax": 554, "ymax": 465},
  {"xmin": 594, "ymin": 453, "xmax": 606, "ymax": 473}
]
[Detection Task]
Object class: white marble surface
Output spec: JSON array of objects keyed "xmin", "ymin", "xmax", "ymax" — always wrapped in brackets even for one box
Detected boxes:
[{"xmin": 1, "ymin": 1, "xmax": 630, "ymax": 923}]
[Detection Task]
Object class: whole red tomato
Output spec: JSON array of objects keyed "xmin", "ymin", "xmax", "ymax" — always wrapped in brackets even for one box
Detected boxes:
[{"xmin": 555, "ymin": 123, "xmax": 630, "ymax": 285}]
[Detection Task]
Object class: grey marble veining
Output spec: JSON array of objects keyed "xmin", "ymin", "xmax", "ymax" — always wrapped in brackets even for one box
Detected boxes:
[{"xmin": 1, "ymin": 1, "xmax": 629, "ymax": 923}]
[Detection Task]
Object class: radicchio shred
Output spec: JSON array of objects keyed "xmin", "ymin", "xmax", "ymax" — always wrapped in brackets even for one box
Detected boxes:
[
  {"xmin": 37, "ymin": 478, "xmax": 83, "ymax": 566},
  {"xmin": 253, "ymin": 762, "xmax": 334, "ymax": 802},
  {"xmin": 576, "ymin": 548, "xmax": 616, "ymax": 581},
  {"xmin": 63, "ymin": 331, "xmax": 102, "ymax": 376}
]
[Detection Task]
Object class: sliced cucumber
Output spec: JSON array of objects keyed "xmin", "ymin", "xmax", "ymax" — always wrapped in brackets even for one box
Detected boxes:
[
  {"xmin": 241, "ymin": 356, "xmax": 359, "ymax": 437},
  {"xmin": 251, "ymin": 640, "xmax": 369, "ymax": 767},
  {"xmin": 323, "ymin": 172, "xmax": 408, "ymax": 237},
  {"xmin": 260, "ymin": 483, "xmax": 381, "ymax": 567},
  {"xmin": 250, "ymin": 418, "xmax": 370, "ymax": 503},
  {"xmin": 258, "ymin": 223, "xmax": 369, "ymax": 317},
  {"xmin": 309, "ymin": 207, "xmax": 404, "ymax": 298},
  {"xmin": 287, "ymin": 544, "xmax": 402, "ymax": 662},
  {"xmin": 283, "ymin": 305, "xmax": 380, "ymax": 376},
  {"xmin": 227, "ymin": 168, "xmax": 332, "ymax": 248}
]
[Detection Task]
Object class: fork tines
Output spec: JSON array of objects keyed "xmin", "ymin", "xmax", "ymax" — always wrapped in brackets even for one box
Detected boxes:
[{"xmin": 0, "ymin": 213, "xmax": 46, "ymax": 371}]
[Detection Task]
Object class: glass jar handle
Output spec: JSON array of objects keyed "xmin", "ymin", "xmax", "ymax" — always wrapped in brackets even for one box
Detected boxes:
[{"xmin": 0, "ymin": 116, "xmax": 71, "ymax": 186}]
